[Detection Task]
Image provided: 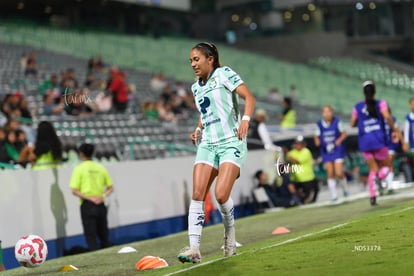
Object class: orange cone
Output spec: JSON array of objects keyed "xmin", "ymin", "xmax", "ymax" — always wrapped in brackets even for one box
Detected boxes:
[
  {"xmin": 135, "ymin": 256, "xmax": 168, "ymax": 270},
  {"xmin": 272, "ymin": 227, "xmax": 291, "ymax": 235}
]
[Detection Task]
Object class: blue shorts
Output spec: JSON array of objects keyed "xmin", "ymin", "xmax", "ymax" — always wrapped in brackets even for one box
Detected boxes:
[
  {"xmin": 195, "ymin": 138, "xmax": 247, "ymax": 169},
  {"xmin": 321, "ymin": 152, "xmax": 345, "ymax": 163},
  {"xmin": 387, "ymin": 142, "xmax": 400, "ymax": 154}
]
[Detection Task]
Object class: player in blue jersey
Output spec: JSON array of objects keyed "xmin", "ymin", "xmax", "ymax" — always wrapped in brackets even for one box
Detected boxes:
[
  {"xmin": 314, "ymin": 105, "xmax": 348, "ymax": 202},
  {"xmin": 403, "ymin": 98, "xmax": 414, "ymax": 153},
  {"xmin": 178, "ymin": 42, "xmax": 255, "ymax": 263},
  {"xmin": 350, "ymin": 81, "xmax": 399, "ymax": 206}
]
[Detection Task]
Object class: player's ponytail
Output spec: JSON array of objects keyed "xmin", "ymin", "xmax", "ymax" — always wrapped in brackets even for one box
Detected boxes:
[
  {"xmin": 363, "ymin": 81, "xmax": 378, "ymax": 119},
  {"xmin": 193, "ymin": 42, "xmax": 221, "ymax": 69}
]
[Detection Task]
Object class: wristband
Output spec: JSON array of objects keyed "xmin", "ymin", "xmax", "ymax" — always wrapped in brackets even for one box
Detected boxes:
[
  {"xmin": 242, "ymin": 115, "xmax": 250, "ymax": 122},
  {"xmin": 195, "ymin": 127, "xmax": 202, "ymax": 133}
]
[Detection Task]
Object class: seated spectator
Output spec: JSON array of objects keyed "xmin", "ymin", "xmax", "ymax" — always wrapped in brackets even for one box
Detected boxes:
[
  {"xmin": 158, "ymin": 102, "xmax": 176, "ymax": 123},
  {"xmin": 29, "ymin": 121, "xmax": 63, "ymax": 170},
  {"xmin": 267, "ymin": 87, "xmax": 282, "ymax": 103},
  {"xmin": 143, "ymin": 101, "xmax": 159, "ymax": 120},
  {"xmin": 247, "ymin": 109, "xmax": 279, "ymax": 151},
  {"xmin": 43, "ymin": 94, "xmax": 65, "ymax": 116},
  {"xmin": 274, "ymin": 149, "xmax": 303, "ymax": 206},
  {"xmin": 59, "ymin": 70, "xmax": 68, "ymax": 89},
  {"xmin": 88, "ymin": 55, "xmax": 106, "ymax": 73},
  {"xmin": 94, "ymin": 91, "xmax": 112, "ymax": 113},
  {"xmin": 4, "ymin": 130, "xmax": 31, "ymax": 164},
  {"xmin": 64, "ymin": 90, "xmax": 93, "ymax": 116},
  {"xmin": 39, "ymin": 74, "xmax": 60, "ymax": 96},
  {"xmin": 18, "ymin": 97, "xmax": 32, "ymax": 121},
  {"xmin": 2, "ymin": 118, "xmax": 34, "ymax": 146},
  {"xmin": 255, "ymin": 170, "xmax": 299, "ymax": 208},
  {"xmin": 84, "ymin": 73, "xmax": 96, "ymax": 89},
  {"xmin": 24, "ymin": 51, "xmax": 38, "ymax": 77},
  {"xmin": 286, "ymin": 135, "xmax": 319, "ymax": 204},
  {"xmin": 1, "ymin": 92, "xmax": 21, "ymax": 119},
  {"xmin": 174, "ymin": 81, "xmax": 187, "ymax": 98},
  {"xmin": 60, "ymin": 68, "xmax": 79, "ymax": 90},
  {"xmin": 160, "ymin": 85, "xmax": 173, "ymax": 105},
  {"xmin": 150, "ymin": 72, "xmax": 168, "ymax": 94},
  {"xmin": 182, "ymin": 90, "xmax": 196, "ymax": 111},
  {"xmin": 66, "ymin": 68, "xmax": 79, "ymax": 89}
]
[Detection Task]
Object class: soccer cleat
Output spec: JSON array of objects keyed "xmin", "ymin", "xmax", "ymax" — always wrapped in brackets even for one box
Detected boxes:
[
  {"xmin": 370, "ymin": 196, "xmax": 377, "ymax": 206},
  {"xmin": 375, "ymin": 177, "xmax": 385, "ymax": 196},
  {"xmin": 343, "ymin": 191, "xmax": 349, "ymax": 198},
  {"xmin": 223, "ymin": 227, "xmax": 236, "ymax": 257},
  {"xmin": 177, "ymin": 247, "xmax": 201, "ymax": 264}
]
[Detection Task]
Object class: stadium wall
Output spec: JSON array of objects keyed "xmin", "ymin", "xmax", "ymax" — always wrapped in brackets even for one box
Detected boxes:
[
  {"xmin": 1, "ymin": 150, "xmax": 274, "ymax": 269},
  {"xmin": 235, "ymin": 32, "xmax": 347, "ymax": 62}
]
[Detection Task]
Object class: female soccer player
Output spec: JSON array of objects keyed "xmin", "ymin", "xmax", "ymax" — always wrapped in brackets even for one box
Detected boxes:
[
  {"xmin": 350, "ymin": 81, "xmax": 398, "ymax": 206},
  {"xmin": 314, "ymin": 105, "xmax": 348, "ymax": 202},
  {"xmin": 178, "ymin": 42, "xmax": 255, "ymax": 263}
]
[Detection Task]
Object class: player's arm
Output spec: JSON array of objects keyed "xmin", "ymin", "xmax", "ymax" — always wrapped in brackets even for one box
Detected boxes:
[
  {"xmin": 71, "ymin": 188, "xmax": 93, "ymax": 202},
  {"xmin": 335, "ymin": 131, "xmax": 347, "ymax": 146},
  {"xmin": 403, "ymin": 119, "xmax": 410, "ymax": 152},
  {"xmin": 286, "ymin": 151, "xmax": 299, "ymax": 164},
  {"xmin": 335, "ymin": 121, "xmax": 347, "ymax": 146},
  {"xmin": 189, "ymin": 116, "xmax": 202, "ymax": 144},
  {"xmin": 350, "ymin": 107, "xmax": 358, "ymax": 127},
  {"xmin": 313, "ymin": 125, "xmax": 321, "ymax": 147},
  {"xmin": 381, "ymin": 108, "xmax": 397, "ymax": 132},
  {"xmin": 235, "ymin": 83, "xmax": 256, "ymax": 140},
  {"xmin": 314, "ymin": 136, "xmax": 320, "ymax": 147}
]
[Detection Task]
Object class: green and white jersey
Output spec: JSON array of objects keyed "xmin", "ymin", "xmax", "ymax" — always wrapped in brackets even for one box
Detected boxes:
[{"xmin": 192, "ymin": 66, "xmax": 244, "ymax": 144}]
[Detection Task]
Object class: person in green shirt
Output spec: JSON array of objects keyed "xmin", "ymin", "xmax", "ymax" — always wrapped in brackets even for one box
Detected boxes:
[
  {"xmin": 70, "ymin": 143, "xmax": 113, "ymax": 251},
  {"xmin": 280, "ymin": 97, "xmax": 296, "ymax": 129},
  {"xmin": 29, "ymin": 121, "xmax": 63, "ymax": 170},
  {"xmin": 286, "ymin": 135, "xmax": 319, "ymax": 204}
]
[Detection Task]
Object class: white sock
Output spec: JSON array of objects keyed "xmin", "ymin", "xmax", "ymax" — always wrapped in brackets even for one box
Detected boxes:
[
  {"xmin": 386, "ymin": 172, "xmax": 394, "ymax": 190},
  {"xmin": 338, "ymin": 178, "xmax": 348, "ymax": 193},
  {"xmin": 218, "ymin": 198, "xmax": 235, "ymax": 234},
  {"xmin": 188, "ymin": 200, "xmax": 204, "ymax": 249},
  {"xmin": 327, "ymin": 178, "xmax": 337, "ymax": 199}
]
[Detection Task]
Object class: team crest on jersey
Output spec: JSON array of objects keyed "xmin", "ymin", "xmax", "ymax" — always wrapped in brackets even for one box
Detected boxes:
[{"xmin": 209, "ymin": 77, "xmax": 218, "ymax": 89}]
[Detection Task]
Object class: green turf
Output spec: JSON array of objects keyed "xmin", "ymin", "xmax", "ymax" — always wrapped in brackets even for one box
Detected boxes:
[{"xmin": 3, "ymin": 194, "xmax": 414, "ymax": 275}]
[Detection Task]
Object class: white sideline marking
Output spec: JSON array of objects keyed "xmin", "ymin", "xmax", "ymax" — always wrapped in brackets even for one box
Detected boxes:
[
  {"xmin": 166, "ymin": 222, "xmax": 351, "ymax": 276},
  {"xmin": 380, "ymin": 206, "xmax": 414, "ymax": 217},
  {"xmin": 260, "ymin": 222, "xmax": 350, "ymax": 250}
]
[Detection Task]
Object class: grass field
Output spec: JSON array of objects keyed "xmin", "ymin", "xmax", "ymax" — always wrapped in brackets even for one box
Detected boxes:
[{"xmin": 3, "ymin": 190, "xmax": 414, "ymax": 276}]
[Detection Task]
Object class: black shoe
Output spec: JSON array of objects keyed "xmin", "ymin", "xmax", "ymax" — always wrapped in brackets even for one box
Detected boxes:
[{"xmin": 370, "ymin": 196, "xmax": 377, "ymax": 206}]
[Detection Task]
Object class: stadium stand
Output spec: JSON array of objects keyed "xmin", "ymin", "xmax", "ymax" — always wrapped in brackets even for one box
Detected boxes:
[
  {"xmin": 0, "ymin": 21, "xmax": 410, "ymax": 168},
  {"xmin": 309, "ymin": 56, "xmax": 414, "ymax": 92}
]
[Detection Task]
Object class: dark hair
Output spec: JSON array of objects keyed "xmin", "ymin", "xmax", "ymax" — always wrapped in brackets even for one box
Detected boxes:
[
  {"xmin": 283, "ymin": 97, "xmax": 292, "ymax": 107},
  {"xmin": 255, "ymin": 170, "xmax": 263, "ymax": 180},
  {"xmin": 5, "ymin": 130, "xmax": 16, "ymax": 144},
  {"xmin": 34, "ymin": 121, "xmax": 62, "ymax": 161},
  {"xmin": 79, "ymin": 143, "xmax": 94, "ymax": 158},
  {"xmin": 192, "ymin": 42, "xmax": 221, "ymax": 69},
  {"xmin": 363, "ymin": 81, "xmax": 378, "ymax": 119}
]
